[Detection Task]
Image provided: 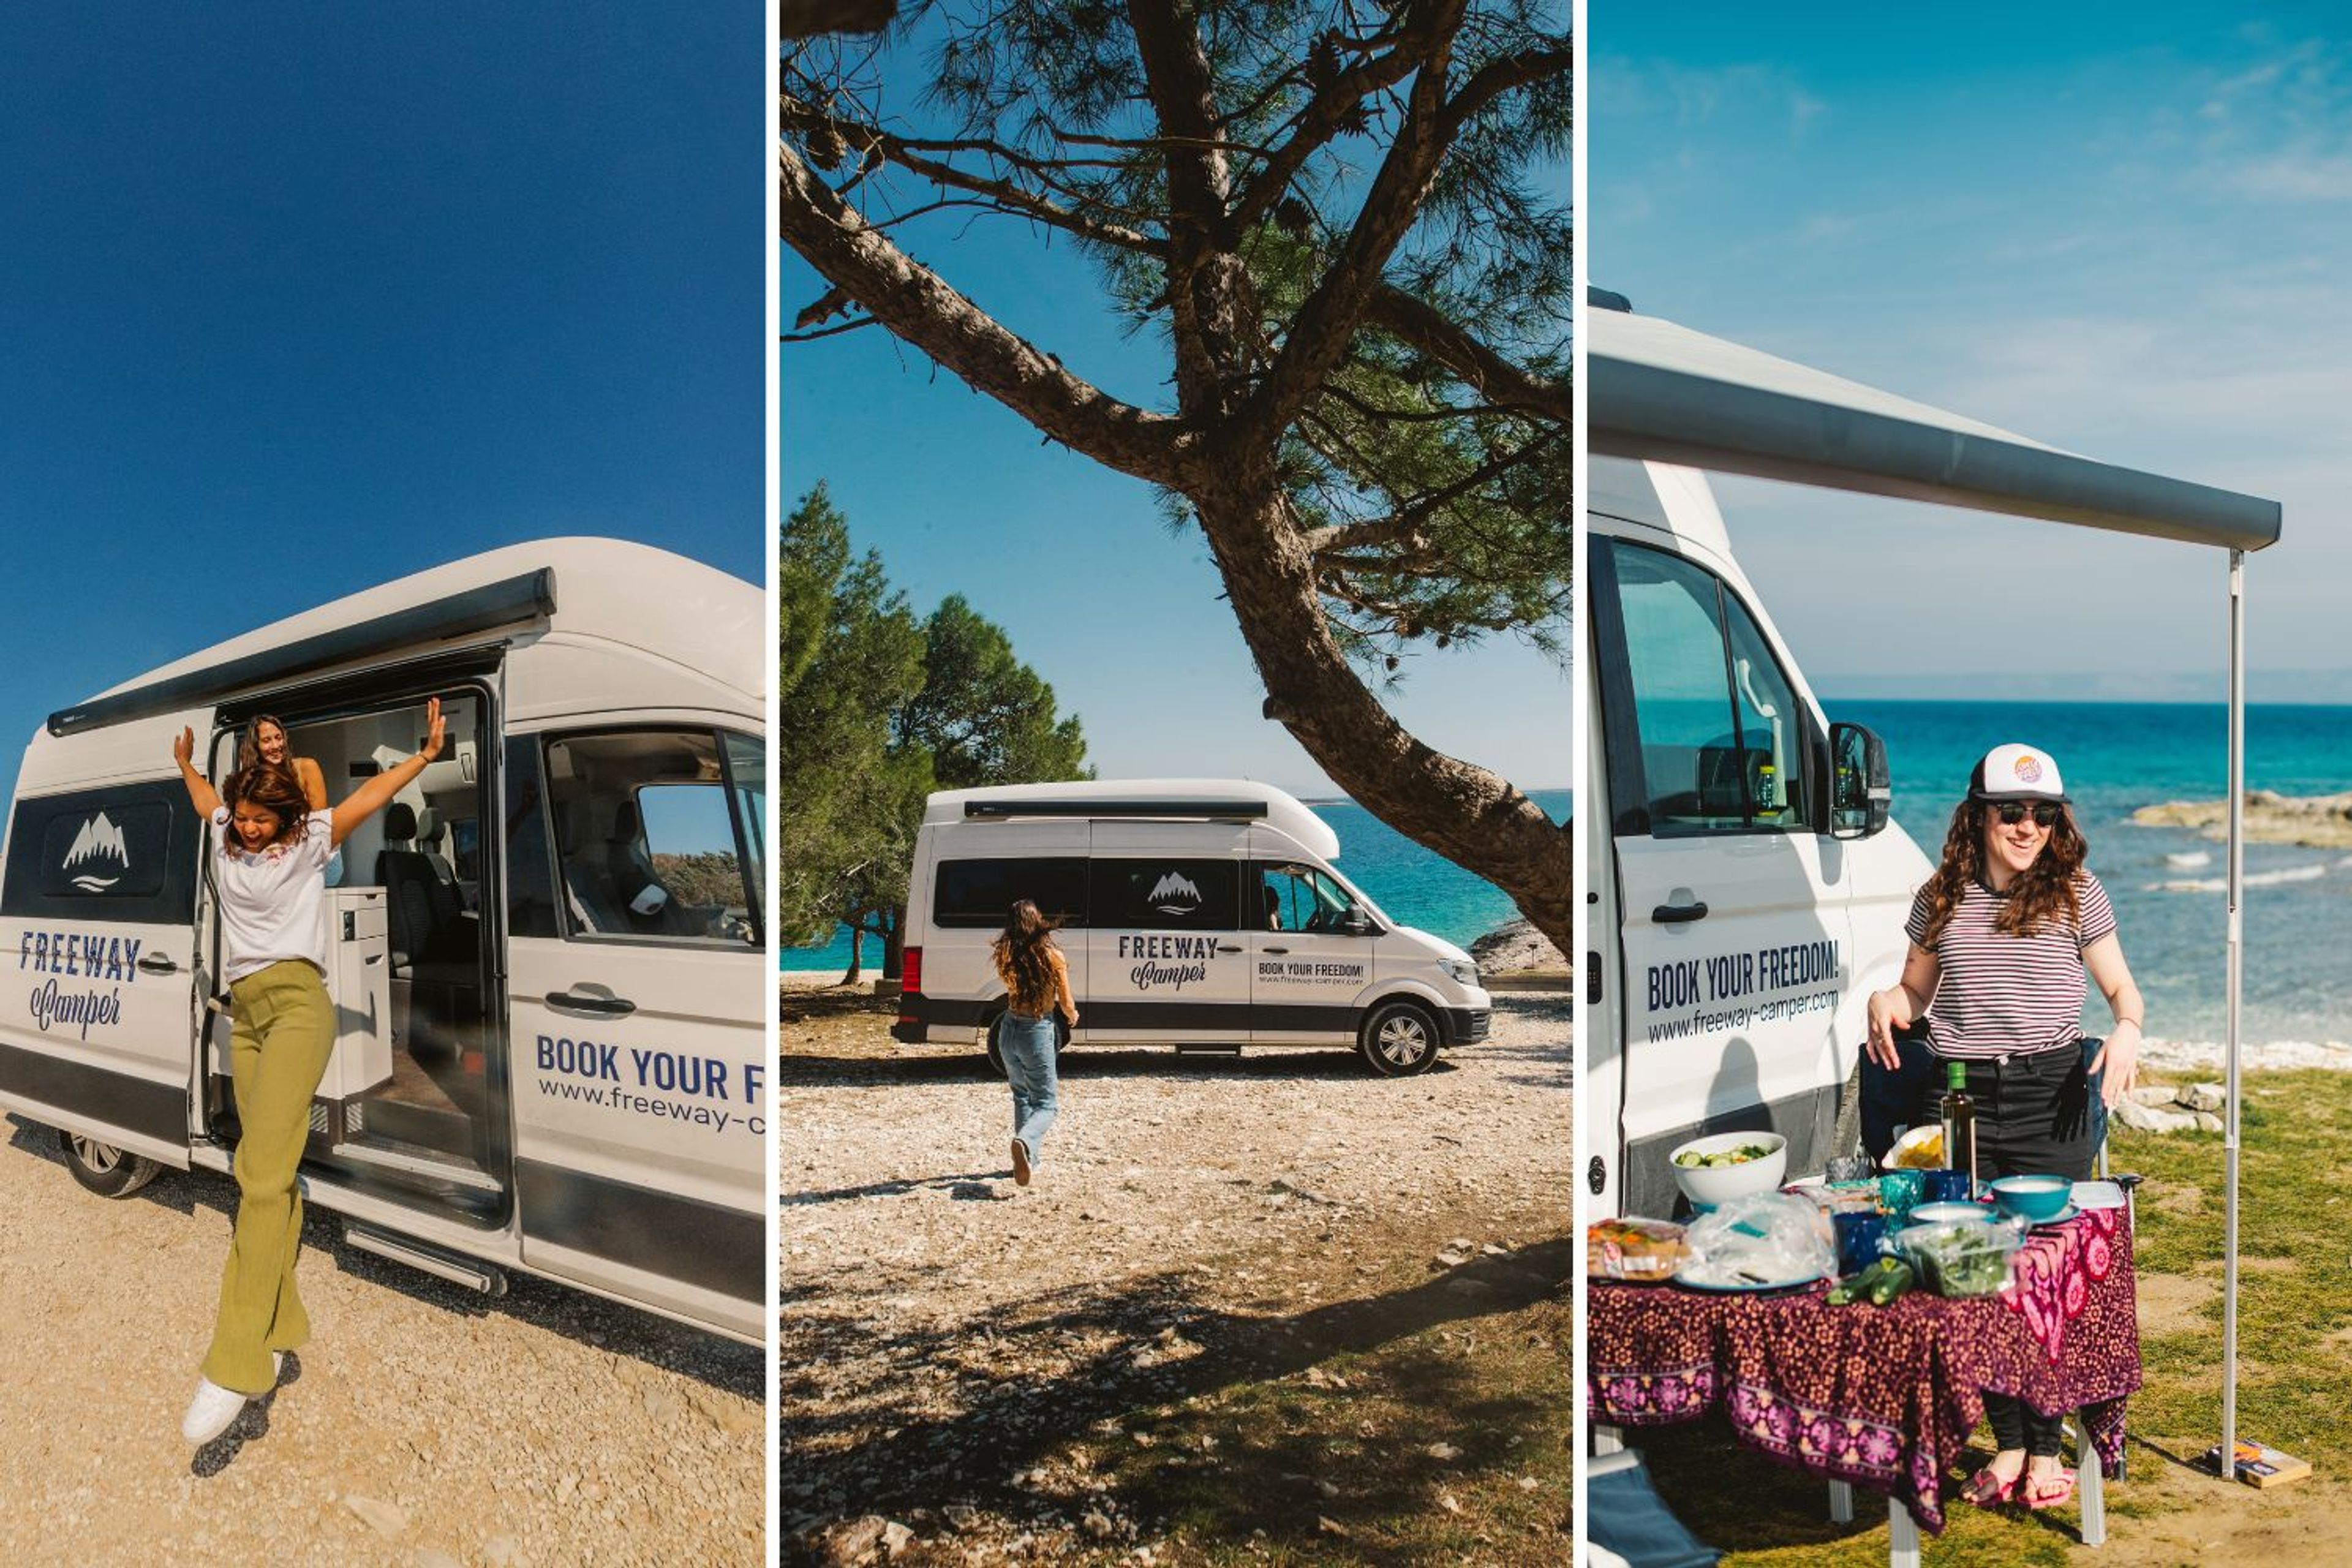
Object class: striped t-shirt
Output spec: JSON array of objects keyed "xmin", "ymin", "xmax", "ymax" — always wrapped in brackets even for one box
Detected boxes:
[{"xmin": 1904, "ymin": 871, "xmax": 2117, "ymax": 1060}]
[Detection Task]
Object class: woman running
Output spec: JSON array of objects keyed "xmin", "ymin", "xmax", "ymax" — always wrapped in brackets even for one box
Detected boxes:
[{"xmin": 173, "ymin": 697, "xmax": 446, "ymax": 1444}]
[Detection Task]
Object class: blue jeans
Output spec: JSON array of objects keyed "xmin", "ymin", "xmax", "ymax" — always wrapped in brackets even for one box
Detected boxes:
[{"xmin": 1000, "ymin": 1011, "xmax": 1060, "ymax": 1163}]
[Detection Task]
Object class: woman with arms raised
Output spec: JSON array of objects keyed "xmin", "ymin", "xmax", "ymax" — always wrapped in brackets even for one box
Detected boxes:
[{"xmin": 170, "ymin": 696, "xmax": 445, "ymax": 1445}]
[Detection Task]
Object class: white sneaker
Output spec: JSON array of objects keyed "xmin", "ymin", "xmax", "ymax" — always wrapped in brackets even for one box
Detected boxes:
[
  {"xmin": 271, "ymin": 1351, "xmax": 285, "ymax": 1384},
  {"xmin": 182, "ymin": 1379, "xmax": 249, "ymax": 1444},
  {"xmin": 1011, "ymin": 1137, "xmax": 1031, "ymax": 1187}
]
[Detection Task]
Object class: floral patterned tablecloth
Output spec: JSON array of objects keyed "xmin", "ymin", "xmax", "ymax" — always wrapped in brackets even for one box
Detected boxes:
[{"xmin": 1588, "ymin": 1206, "xmax": 2139, "ymax": 1535}]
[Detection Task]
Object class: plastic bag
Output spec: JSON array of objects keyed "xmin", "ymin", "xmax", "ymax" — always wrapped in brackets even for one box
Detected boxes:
[{"xmin": 1678, "ymin": 1191, "xmax": 1837, "ymax": 1287}]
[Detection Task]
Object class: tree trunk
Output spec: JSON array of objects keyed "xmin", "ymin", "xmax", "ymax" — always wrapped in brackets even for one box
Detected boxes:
[
  {"xmin": 883, "ymin": 906, "xmax": 905, "ymax": 981},
  {"xmin": 839, "ymin": 921, "xmax": 864, "ymax": 989},
  {"xmin": 1191, "ymin": 480, "xmax": 1572, "ymax": 957}
]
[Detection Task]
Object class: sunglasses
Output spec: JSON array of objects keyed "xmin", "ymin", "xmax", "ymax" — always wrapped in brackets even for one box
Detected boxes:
[{"xmin": 1991, "ymin": 801, "xmax": 2062, "ymax": 828}]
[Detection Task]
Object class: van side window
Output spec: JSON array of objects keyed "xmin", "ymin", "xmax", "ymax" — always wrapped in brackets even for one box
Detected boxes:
[
  {"xmin": 541, "ymin": 731, "xmax": 759, "ymax": 946},
  {"xmin": 1255, "ymin": 862, "xmax": 1362, "ymax": 933},
  {"xmin": 1092, "ymin": 859, "xmax": 1240, "ymax": 931},
  {"xmin": 934, "ymin": 859, "xmax": 1088, "ymax": 929},
  {"xmin": 0, "ymin": 780, "xmax": 200, "ymax": 924},
  {"xmin": 1608, "ymin": 541, "xmax": 1809, "ymax": 836},
  {"xmin": 503, "ymin": 737, "xmax": 560, "ymax": 939}
]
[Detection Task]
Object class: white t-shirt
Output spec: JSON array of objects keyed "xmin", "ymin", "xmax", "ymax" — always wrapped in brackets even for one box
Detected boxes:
[{"xmin": 213, "ymin": 805, "xmax": 336, "ymax": 981}]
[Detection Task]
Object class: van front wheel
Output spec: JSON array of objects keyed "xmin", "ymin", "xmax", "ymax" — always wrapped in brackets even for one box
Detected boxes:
[
  {"xmin": 1358, "ymin": 1000, "xmax": 1441, "ymax": 1077},
  {"xmin": 59, "ymin": 1129, "xmax": 162, "ymax": 1199}
]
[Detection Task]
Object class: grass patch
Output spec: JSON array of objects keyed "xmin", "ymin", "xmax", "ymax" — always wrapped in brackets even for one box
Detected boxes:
[{"xmin": 1629, "ymin": 1069, "xmax": 2352, "ymax": 1563}]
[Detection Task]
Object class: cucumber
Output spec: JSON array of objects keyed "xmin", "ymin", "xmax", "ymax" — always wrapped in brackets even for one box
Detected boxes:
[
  {"xmin": 1828, "ymin": 1258, "xmax": 1893, "ymax": 1306},
  {"xmin": 1867, "ymin": 1260, "xmax": 1916, "ymax": 1306}
]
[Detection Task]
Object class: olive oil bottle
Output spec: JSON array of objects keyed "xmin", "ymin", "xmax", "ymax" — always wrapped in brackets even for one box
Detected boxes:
[{"xmin": 1940, "ymin": 1060, "xmax": 1978, "ymax": 1194}]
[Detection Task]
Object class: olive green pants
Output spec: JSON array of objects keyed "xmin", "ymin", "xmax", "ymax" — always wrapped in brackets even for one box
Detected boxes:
[{"xmin": 201, "ymin": 960, "xmax": 334, "ymax": 1395}]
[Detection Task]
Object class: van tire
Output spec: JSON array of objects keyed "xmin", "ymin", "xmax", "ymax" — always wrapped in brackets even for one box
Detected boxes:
[
  {"xmin": 1358, "ymin": 999, "xmax": 1442, "ymax": 1077},
  {"xmin": 59, "ymin": 1129, "xmax": 162, "ymax": 1199},
  {"xmin": 984, "ymin": 1013, "xmax": 1069, "ymax": 1078}
]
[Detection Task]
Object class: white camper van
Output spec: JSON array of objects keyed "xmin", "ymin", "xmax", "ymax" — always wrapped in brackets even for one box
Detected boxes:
[
  {"xmin": 1585, "ymin": 456, "xmax": 1930, "ymax": 1218},
  {"xmin": 892, "ymin": 780, "xmax": 1492, "ymax": 1076},
  {"xmin": 0, "ymin": 539, "xmax": 766, "ymax": 1343}
]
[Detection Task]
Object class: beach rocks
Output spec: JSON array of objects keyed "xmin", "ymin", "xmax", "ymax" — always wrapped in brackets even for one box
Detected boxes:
[
  {"xmin": 2115, "ymin": 1082, "xmax": 2226, "ymax": 1134},
  {"xmin": 1468, "ymin": 918, "xmax": 1567, "ymax": 976},
  {"xmin": 2133, "ymin": 790, "xmax": 2352, "ymax": 848}
]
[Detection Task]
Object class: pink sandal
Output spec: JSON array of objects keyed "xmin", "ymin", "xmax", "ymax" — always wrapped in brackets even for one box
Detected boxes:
[
  {"xmin": 2021, "ymin": 1468, "xmax": 2077, "ymax": 1510},
  {"xmin": 1960, "ymin": 1467, "xmax": 2019, "ymax": 1507}
]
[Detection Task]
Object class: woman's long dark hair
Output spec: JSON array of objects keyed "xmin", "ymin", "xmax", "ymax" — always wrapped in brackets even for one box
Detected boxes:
[
  {"xmin": 1913, "ymin": 799, "xmax": 2087, "ymax": 948},
  {"xmin": 992, "ymin": 899, "xmax": 1060, "ymax": 1008},
  {"xmin": 221, "ymin": 761, "xmax": 313, "ymax": 850}
]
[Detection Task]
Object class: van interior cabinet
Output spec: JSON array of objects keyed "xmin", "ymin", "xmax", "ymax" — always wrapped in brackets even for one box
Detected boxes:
[{"xmin": 320, "ymin": 887, "xmax": 393, "ymax": 1104}]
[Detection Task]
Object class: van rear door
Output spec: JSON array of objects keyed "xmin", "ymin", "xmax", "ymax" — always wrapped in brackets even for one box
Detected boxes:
[
  {"xmin": 503, "ymin": 726, "xmax": 765, "ymax": 1340},
  {"xmin": 0, "ymin": 723, "xmax": 209, "ymax": 1163},
  {"xmin": 1595, "ymin": 539, "xmax": 1852, "ymax": 1217}
]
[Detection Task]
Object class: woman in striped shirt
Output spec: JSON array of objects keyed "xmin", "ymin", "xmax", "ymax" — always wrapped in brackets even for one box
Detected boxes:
[{"xmin": 1864, "ymin": 742, "xmax": 2145, "ymax": 1512}]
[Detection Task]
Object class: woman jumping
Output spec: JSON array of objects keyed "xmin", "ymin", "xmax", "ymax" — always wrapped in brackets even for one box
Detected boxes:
[{"xmin": 173, "ymin": 696, "xmax": 446, "ymax": 1444}]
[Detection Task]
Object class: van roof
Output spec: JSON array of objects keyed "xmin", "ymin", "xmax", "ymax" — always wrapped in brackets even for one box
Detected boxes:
[
  {"xmin": 50, "ymin": 537, "xmax": 758, "ymax": 737},
  {"xmin": 925, "ymin": 778, "xmax": 1343, "ymax": 859}
]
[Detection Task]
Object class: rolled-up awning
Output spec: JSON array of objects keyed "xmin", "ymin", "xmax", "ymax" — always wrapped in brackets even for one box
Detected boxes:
[{"xmin": 1587, "ymin": 298, "xmax": 2281, "ymax": 552}]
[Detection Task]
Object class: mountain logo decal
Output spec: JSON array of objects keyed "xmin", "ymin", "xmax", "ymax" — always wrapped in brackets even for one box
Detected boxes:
[
  {"xmin": 1148, "ymin": 870, "xmax": 1202, "ymax": 917},
  {"xmin": 63, "ymin": 812, "xmax": 129, "ymax": 891}
]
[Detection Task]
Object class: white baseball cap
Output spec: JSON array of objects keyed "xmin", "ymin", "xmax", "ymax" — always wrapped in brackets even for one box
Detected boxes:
[{"xmin": 1969, "ymin": 743, "xmax": 2069, "ymax": 803}]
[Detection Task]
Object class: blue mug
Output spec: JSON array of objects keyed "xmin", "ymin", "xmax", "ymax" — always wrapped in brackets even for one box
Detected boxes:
[
  {"xmin": 1833, "ymin": 1209, "xmax": 1888, "ymax": 1274},
  {"xmin": 1923, "ymin": 1168, "xmax": 1974, "ymax": 1205}
]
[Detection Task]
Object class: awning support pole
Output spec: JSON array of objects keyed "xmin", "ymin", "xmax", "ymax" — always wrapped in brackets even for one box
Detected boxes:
[{"xmin": 2222, "ymin": 547, "xmax": 2245, "ymax": 1474}]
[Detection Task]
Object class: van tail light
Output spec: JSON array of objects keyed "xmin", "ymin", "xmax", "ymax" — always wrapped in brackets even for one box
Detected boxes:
[{"xmin": 899, "ymin": 947, "xmax": 923, "ymax": 1015}]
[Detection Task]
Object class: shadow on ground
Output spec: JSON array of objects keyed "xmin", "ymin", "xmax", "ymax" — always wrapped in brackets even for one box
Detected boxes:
[
  {"xmin": 780, "ymin": 1238, "xmax": 1572, "ymax": 1562},
  {"xmin": 4, "ymin": 1114, "xmax": 760, "ymax": 1399}
]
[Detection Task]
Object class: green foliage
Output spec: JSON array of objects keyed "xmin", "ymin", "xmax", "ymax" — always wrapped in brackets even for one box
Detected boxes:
[
  {"xmin": 899, "ymin": 595, "xmax": 1093, "ymax": 791},
  {"xmin": 780, "ymin": 488, "xmax": 1091, "ymax": 969},
  {"xmin": 777, "ymin": 484, "xmax": 930, "ymax": 949},
  {"xmin": 650, "ymin": 850, "xmax": 749, "ymax": 913}
]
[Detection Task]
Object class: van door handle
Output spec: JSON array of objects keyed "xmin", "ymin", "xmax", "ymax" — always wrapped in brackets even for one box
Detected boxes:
[
  {"xmin": 1262, "ymin": 946, "xmax": 1289, "ymax": 954},
  {"xmin": 137, "ymin": 954, "xmax": 179, "ymax": 974},
  {"xmin": 1217, "ymin": 944, "xmax": 1244, "ymax": 954},
  {"xmin": 545, "ymin": 990, "xmax": 636, "ymax": 1016},
  {"xmin": 1652, "ymin": 900, "xmax": 1710, "ymax": 924}
]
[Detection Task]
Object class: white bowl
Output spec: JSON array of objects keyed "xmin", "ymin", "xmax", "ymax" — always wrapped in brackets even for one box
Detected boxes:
[{"xmin": 1667, "ymin": 1131, "xmax": 1789, "ymax": 1208}]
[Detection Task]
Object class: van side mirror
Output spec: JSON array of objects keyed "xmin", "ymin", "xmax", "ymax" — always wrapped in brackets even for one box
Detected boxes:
[
  {"xmin": 1340, "ymin": 910, "xmax": 1373, "ymax": 937},
  {"xmin": 1830, "ymin": 722, "xmax": 1891, "ymax": 840}
]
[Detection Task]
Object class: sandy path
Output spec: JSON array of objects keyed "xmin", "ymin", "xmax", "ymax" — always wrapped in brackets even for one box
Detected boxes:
[
  {"xmin": 0, "ymin": 1114, "xmax": 763, "ymax": 1566},
  {"xmin": 779, "ymin": 982, "xmax": 1573, "ymax": 1562}
]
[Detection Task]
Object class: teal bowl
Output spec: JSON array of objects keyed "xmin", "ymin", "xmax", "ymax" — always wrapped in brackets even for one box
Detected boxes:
[{"xmin": 1989, "ymin": 1174, "xmax": 2071, "ymax": 1223}]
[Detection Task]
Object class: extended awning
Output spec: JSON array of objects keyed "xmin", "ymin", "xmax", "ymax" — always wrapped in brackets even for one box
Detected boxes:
[
  {"xmin": 1589, "ymin": 287, "xmax": 2281, "ymax": 1488},
  {"xmin": 1588, "ymin": 298, "xmax": 2280, "ymax": 552}
]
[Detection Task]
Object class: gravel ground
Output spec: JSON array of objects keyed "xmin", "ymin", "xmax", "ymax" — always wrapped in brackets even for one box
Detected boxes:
[
  {"xmin": 779, "ymin": 980, "xmax": 1573, "ymax": 1562},
  {"xmin": 0, "ymin": 1114, "xmax": 763, "ymax": 1567}
]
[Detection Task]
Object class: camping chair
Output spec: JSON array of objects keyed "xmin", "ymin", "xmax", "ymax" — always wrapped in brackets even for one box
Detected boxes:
[{"xmin": 1588, "ymin": 1449, "xmax": 1720, "ymax": 1568}]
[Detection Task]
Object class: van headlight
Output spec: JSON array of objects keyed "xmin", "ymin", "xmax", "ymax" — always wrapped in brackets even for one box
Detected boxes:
[{"xmin": 1439, "ymin": 958, "xmax": 1479, "ymax": 987}]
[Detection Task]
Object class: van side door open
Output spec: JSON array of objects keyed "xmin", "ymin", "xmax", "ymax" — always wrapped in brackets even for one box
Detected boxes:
[
  {"xmin": 0, "ymin": 760, "xmax": 207, "ymax": 1164},
  {"xmin": 504, "ymin": 726, "xmax": 765, "ymax": 1339}
]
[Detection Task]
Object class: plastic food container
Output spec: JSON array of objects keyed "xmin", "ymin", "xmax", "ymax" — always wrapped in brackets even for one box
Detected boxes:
[
  {"xmin": 1891, "ymin": 1217, "xmax": 2024, "ymax": 1297},
  {"xmin": 1588, "ymin": 1217, "xmax": 1689, "ymax": 1284}
]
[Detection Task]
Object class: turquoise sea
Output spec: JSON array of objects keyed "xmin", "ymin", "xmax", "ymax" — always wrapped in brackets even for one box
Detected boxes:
[
  {"xmin": 778, "ymin": 788, "xmax": 1573, "ymax": 973},
  {"xmin": 1838, "ymin": 699, "xmax": 2352, "ymax": 1049}
]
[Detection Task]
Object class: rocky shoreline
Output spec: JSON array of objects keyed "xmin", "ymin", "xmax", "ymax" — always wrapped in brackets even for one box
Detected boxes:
[{"xmin": 2132, "ymin": 790, "xmax": 2352, "ymax": 849}]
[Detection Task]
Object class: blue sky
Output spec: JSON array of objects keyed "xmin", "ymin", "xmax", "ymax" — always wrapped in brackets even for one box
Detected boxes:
[
  {"xmin": 0, "ymin": 3, "xmax": 764, "ymax": 805},
  {"xmin": 1596, "ymin": 5, "xmax": 2352, "ymax": 701},
  {"xmin": 780, "ymin": 39, "xmax": 1571, "ymax": 799}
]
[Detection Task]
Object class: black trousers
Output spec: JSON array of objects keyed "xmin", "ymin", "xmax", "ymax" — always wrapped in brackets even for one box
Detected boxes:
[{"xmin": 1905, "ymin": 1042, "xmax": 2104, "ymax": 1460}]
